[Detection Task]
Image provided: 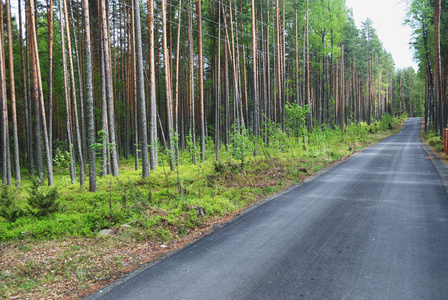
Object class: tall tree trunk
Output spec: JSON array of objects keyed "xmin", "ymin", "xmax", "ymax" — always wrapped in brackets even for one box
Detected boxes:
[
  {"xmin": 0, "ymin": 1, "xmax": 8, "ymax": 184},
  {"xmin": 276, "ymin": 0, "xmax": 282, "ymax": 130},
  {"xmin": 100, "ymin": 0, "xmax": 119, "ymax": 176},
  {"xmin": 197, "ymin": 0, "xmax": 205, "ymax": 161},
  {"xmin": 130, "ymin": 0, "xmax": 139, "ymax": 171},
  {"xmin": 6, "ymin": 0, "xmax": 20, "ymax": 185},
  {"xmin": 63, "ymin": 0, "xmax": 85, "ymax": 186},
  {"xmin": 215, "ymin": 3, "xmax": 221, "ymax": 159},
  {"xmin": 68, "ymin": 0, "xmax": 87, "ymax": 164},
  {"xmin": 59, "ymin": 0, "xmax": 77, "ymax": 183},
  {"xmin": 148, "ymin": 0, "xmax": 158, "ymax": 169},
  {"xmin": 19, "ymin": 0, "xmax": 34, "ymax": 177},
  {"xmin": 134, "ymin": 0, "xmax": 150, "ymax": 178},
  {"xmin": 188, "ymin": 1, "xmax": 197, "ymax": 161},
  {"xmin": 26, "ymin": 2, "xmax": 44, "ymax": 182},
  {"xmin": 47, "ymin": 0, "xmax": 54, "ymax": 166},
  {"xmin": 162, "ymin": 0, "xmax": 176, "ymax": 170},
  {"xmin": 82, "ymin": 0, "xmax": 97, "ymax": 192},
  {"xmin": 29, "ymin": 0, "xmax": 54, "ymax": 185},
  {"xmin": 434, "ymin": 0, "xmax": 443, "ymax": 135},
  {"xmin": 174, "ymin": 0, "xmax": 183, "ymax": 164},
  {"xmin": 305, "ymin": 0, "xmax": 311, "ymax": 131},
  {"xmin": 251, "ymin": 0, "xmax": 259, "ymax": 137},
  {"xmin": 100, "ymin": 42, "xmax": 108, "ymax": 177}
]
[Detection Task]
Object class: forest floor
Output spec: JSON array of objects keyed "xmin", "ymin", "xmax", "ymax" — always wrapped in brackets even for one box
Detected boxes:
[{"xmin": 0, "ymin": 120, "xmax": 410, "ymax": 299}]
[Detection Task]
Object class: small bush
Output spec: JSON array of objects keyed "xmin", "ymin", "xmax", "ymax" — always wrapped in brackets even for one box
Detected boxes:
[
  {"xmin": 427, "ymin": 136, "xmax": 443, "ymax": 147},
  {"xmin": 379, "ymin": 113, "xmax": 393, "ymax": 131},
  {"xmin": 53, "ymin": 148, "xmax": 72, "ymax": 171},
  {"xmin": 0, "ymin": 185, "xmax": 24, "ymax": 222},
  {"xmin": 27, "ymin": 177, "xmax": 59, "ymax": 217}
]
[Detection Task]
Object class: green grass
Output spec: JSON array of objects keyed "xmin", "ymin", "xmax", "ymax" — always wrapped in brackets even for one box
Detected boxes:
[{"xmin": 0, "ymin": 116, "xmax": 404, "ymax": 243}]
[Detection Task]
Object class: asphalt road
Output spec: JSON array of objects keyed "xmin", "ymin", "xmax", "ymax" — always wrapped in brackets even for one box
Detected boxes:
[{"xmin": 91, "ymin": 118, "xmax": 448, "ymax": 300}]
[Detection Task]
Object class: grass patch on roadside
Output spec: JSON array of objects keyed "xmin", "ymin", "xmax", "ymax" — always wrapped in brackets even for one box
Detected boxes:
[{"xmin": 422, "ymin": 126, "xmax": 448, "ymax": 164}]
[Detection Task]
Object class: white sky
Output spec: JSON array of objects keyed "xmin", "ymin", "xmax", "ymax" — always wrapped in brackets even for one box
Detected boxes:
[{"xmin": 345, "ymin": 0, "xmax": 419, "ymax": 71}]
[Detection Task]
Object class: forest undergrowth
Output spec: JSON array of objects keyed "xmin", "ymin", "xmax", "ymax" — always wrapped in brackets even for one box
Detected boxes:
[{"xmin": 0, "ymin": 115, "xmax": 404, "ymax": 299}]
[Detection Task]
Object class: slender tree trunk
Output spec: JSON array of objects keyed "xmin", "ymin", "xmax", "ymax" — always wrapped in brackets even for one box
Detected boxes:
[
  {"xmin": 47, "ymin": 0, "xmax": 54, "ymax": 166},
  {"xmin": 305, "ymin": 0, "xmax": 311, "ymax": 131},
  {"xmin": 26, "ymin": 2, "xmax": 45, "ymax": 182},
  {"xmin": 130, "ymin": 0, "xmax": 139, "ymax": 171},
  {"xmin": 0, "ymin": 2, "xmax": 8, "ymax": 184},
  {"xmin": 19, "ymin": 0, "xmax": 33, "ymax": 177},
  {"xmin": 434, "ymin": 0, "xmax": 443, "ymax": 134},
  {"xmin": 197, "ymin": 0, "xmax": 205, "ymax": 161},
  {"xmin": 148, "ymin": 0, "xmax": 158, "ymax": 169},
  {"xmin": 29, "ymin": 0, "xmax": 54, "ymax": 185},
  {"xmin": 6, "ymin": 0, "xmax": 20, "ymax": 185},
  {"xmin": 82, "ymin": 0, "xmax": 97, "ymax": 192},
  {"xmin": 63, "ymin": 0, "xmax": 85, "ymax": 186},
  {"xmin": 189, "ymin": 1, "xmax": 197, "ymax": 161},
  {"xmin": 59, "ymin": 0, "xmax": 77, "ymax": 183},
  {"xmin": 215, "ymin": 4, "xmax": 221, "ymax": 159},
  {"xmin": 68, "ymin": 0, "xmax": 87, "ymax": 164},
  {"xmin": 175, "ymin": 0, "xmax": 183, "ymax": 164},
  {"xmin": 162, "ymin": 0, "xmax": 176, "ymax": 170},
  {"xmin": 251, "ymin": 0, "xmax": 259, "ymax": 137},
  {"xmin": 100, "ymin": 0, "xmax": 119, "ymax": 176},
  {"xmin": 134, "ymin": 0, "xmax": 150, "ymax": 178},
  {"xmin": 100, "ymin": 42, "xmax": 108, "ymax": 177},
  {"xmin": 276, "ymin": 0, "xmax": 282, "ymax": 130}
]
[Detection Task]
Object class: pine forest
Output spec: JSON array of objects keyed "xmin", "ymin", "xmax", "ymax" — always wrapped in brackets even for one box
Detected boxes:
[
  {"xmin": 2, "ymin": 0, "xmax": 445, "ymax": 190},
  {"xmin": 1, "ymin": 0, "xmax": 448, "ymax": 297}
]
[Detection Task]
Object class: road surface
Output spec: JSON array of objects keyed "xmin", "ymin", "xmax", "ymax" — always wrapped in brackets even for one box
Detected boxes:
[{"xmin": 90, "ymin": 118, "xmax": 448, "ymax": 299}]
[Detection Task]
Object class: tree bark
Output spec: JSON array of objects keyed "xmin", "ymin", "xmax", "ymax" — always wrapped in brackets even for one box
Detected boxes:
[
  {"xmin": 251, "ymin": 0, "xmax": 259, "ymax": 137},
  {"xmin": 134, "ymin": 0, "xmax": 150, "ymax": 178},
  {"xmin": 162, "ymin": 0, "xmax": 176, "ymax": 170},
  {"xmin": 59, "ymin": 0, "xmax": 77, "ymax": 184},
  {"xmin": 63, "ymin": 0, "xmax": 85, "ymax": 186},
  {"xmin": 148, "ymin": 0, "xmax": 158, "ymax": 170},
  {"xmin": 47, "ymin": 0, "xmax": 54, "ymax": 166},
  {"xmin": 29, "ymin": 0, "xmax": 54, "ymax": 185},
  {"xmin": 19, "ymin": 0, "xmax": 34, "ymax": 177},
  {"xmin": 82, "ymin": 0, "xmax": 97, "ymax": 192},
  {"xmin": 100, "ymin": 0, "xmax": 119, "ymax": 176},
  {"xmin": 6, "ymin": 0, "xmax": 20, "ymax": 185},
  {"xmin": 0, "ymin": 1, "xmax": 8, "ymax": 184},
  {"xmin": 197, "ymin": 0, "xmax": 205, "ymax": 161}
]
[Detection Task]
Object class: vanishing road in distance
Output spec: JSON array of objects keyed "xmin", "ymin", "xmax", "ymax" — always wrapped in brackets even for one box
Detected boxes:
[{"xmin": 89, "ymin": 118, "xmax": 448, "ymax": 299}]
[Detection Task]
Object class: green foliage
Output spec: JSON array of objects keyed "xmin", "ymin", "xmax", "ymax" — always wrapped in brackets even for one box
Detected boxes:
[
  {"xmin": 230, "ymin": 125, "xmax": 250, "ymax": 161},
  {"xmin": 0, "ymin": 117, "xmax": 402, "ymax": 241},
  {"xmin": 285, "ymin": 103, "xmax": 310, "ymax": 138},
  {"xmin": 27, "ymin": 177, "xmax": 59, "ymax": 217},
  {"xmin": 0, "ymin": 186, "xmax": 24, "ymax": 222},
  {"xmin": 426, "ymin": 134, "xmax": 444, "ymax": 152},
  {"xmin": 53, "ymin": 148, "xmax": 72, "ymax": 171},
  {"xmin": 379, "ymin": 113, "xmax": 394, "ymax": 131}
]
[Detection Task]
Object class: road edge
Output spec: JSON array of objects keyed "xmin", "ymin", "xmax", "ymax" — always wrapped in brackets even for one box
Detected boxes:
[
  {"xmin": 83, "ymin": 128, "xmax": 400, "ymax": 299},
  {"xmin": 420, "ymin": 138, "xmax": 448, "ymax": 195}
]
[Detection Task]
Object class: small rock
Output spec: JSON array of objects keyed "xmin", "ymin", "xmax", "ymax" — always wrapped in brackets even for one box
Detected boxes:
[
  {"xmin": 98, "ymin": 229, "xmax": 112, "ymax": 237},
  {"xmin": 160, "ymin": 244, "xmax": 167, "ymax": 248},
  {"xmin": 188, "ymin": 206, "xmax": 206, "ymax": 218}
]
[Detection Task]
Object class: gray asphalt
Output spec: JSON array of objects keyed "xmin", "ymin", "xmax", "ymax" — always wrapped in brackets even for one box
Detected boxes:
[{"xmin": 90, "ymin": 118, "xmax": 448, "ymax": 300}]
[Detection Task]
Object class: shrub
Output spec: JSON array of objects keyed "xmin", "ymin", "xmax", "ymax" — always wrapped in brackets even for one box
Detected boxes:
[
  {"xmin": 0, "ymin": 185, "xmax": 24, "ymax": 222},
  {"xmin": 427, "ymin": 136, "xmax": 443, "ymax": 147},
  {"xmin": 27, "ymin": 177, "xmax": 59, "ymax": 217},
  {"xmin": 379, "ymin": 113, "xmax": 393, "ymax": 131},
  {"xmin": 53, "ymin": 148, "xmax": 72, "ymax": 171}
]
